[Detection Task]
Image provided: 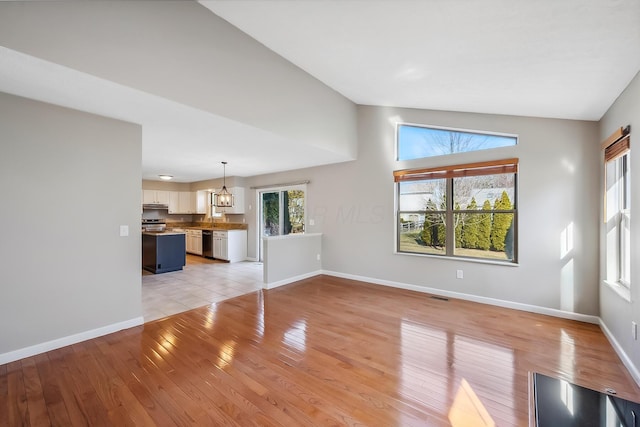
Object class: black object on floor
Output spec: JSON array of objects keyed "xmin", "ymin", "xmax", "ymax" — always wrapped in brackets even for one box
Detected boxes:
[{"xmin": 534, "ymin": 372, "xmax": 640, "ymax": 426}]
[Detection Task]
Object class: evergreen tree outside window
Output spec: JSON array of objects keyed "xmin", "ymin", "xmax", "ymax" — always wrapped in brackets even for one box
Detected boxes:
[{"xmin": 395, "ymin": 159, "xmax": 518, "ymax": 263}]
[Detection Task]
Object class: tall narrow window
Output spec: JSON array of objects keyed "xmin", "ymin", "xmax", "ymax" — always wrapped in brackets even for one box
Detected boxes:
[
  {"xmin": 395, "ymin": 159, "xmax": 518, "ymax": 263},
  {"xmin": 603, "ymin": 126, "xmax": 631, "ymax": 288}
]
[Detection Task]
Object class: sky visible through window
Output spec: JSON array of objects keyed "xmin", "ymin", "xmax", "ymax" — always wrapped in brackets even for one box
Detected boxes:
[{"xmin": 398, "ymin": 124, "xmax": 517, "ymax": 161}]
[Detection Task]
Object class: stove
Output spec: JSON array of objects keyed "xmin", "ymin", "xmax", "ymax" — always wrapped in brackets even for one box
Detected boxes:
[{"xmin": 142, "ymin": 218, "xmax": 166, "ymax": 232}]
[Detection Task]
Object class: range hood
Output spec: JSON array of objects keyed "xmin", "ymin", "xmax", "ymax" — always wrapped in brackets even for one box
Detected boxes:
[{"xmin": 142, "ymin": 203, "xmax": 168, "ymax": 210}]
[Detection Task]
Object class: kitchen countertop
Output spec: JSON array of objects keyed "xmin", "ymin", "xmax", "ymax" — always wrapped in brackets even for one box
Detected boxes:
[
  {"xmin": 171, "ymin": 227, "xmax": 246, "ymax": 232},
  {"xmin": 142, "ymin": 231, "xmax": 186, "ymax": 236},
  {"xmin": 166, "ymin": 221, "xmax": 248, "ymax": 231}
]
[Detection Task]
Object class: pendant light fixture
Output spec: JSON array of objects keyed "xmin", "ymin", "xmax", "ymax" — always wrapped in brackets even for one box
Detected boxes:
[{"xmin": 214, "ymin": 161, "xmax": 234, "ymax": 208}]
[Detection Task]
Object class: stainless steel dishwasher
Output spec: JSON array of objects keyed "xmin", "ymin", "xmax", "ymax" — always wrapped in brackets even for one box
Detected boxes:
[{"xmin": 202, "ymin": 230, "xmax": 213, "ymax": 258}]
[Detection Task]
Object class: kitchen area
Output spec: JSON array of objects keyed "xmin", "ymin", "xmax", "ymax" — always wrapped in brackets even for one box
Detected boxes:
[
  {"xmin": 141, "ymin": 185, "xmax": 248, "ymax": 268},
  {"xmin": 140, "ymin": 181, "xmax": 262, "ymax": 322}
]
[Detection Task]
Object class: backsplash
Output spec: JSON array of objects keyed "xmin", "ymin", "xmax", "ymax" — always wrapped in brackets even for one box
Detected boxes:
[{"xmin": 142, "ymin": 209, "xmax": 247, "ymax": 230}]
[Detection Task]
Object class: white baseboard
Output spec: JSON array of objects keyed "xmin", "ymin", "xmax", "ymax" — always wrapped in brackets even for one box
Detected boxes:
[
  {"xmin": 0, "ymin": 316, "xmax": 144, "ymax": 365},
  {"xmin": 321, "ymin": 270, "xmax": 600, "ymax": 325},
  {"xmin": 600, "ymin": 319, "xmax": 640, "ymax": 386},
  {"xmin": 263, "ymin": 270, "xmax": 323, "ymax": 290}
]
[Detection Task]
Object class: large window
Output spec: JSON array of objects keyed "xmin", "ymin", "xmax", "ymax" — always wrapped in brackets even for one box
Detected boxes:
[
  {"xmin": 395, "ymin": 159, "xmax": 518, "ymax": 263},
  {"xmin": 604, "ymin": 126, "xmax": 631, "ymax": 288},
  {"xmin": 397, "ymin": 124, "xmax": 517, "ymax": 161}
]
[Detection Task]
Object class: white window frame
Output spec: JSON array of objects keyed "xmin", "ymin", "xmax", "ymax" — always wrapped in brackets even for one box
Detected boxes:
[{"xmin": 606, "ymin": 153, "xmax": 631, "ymax": 288}]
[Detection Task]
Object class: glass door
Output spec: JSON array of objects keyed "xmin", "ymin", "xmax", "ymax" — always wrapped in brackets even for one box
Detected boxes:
[
  {"xmin": 258, "ymin": 187, "xmax": 306, "ymax": 261},
  {"xmin": 261, "ymin": 191, "xmax": 281, "ymax": 237}
]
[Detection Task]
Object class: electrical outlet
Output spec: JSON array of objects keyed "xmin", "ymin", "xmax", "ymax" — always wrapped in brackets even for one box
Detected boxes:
[
  {"xmin": 119, "ymin": 225, "xmax": 129, "ymax": 237},
  {"xmin": 309, "ymin": 219, "xmax": 315, "ymax": 226},
  {"xmin": 316, "ymin": 254, "xmax": 321, "ymax": 261},
  {"xmin": 456, "ymin": 270, "xmax": 463, "ymax": 279}
]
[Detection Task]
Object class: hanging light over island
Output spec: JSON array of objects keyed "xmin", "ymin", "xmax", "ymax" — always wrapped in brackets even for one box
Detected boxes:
[{"xmin": 214, "ymin": 161, "xmax": 234, "ymax": 208}]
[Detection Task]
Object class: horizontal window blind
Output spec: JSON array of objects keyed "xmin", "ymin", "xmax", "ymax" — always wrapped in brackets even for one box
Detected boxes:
[
  {"xmin": 393, "ymin": 158, "xmax": 518, "ymax": 182},
  {"xmin": 602, "ymin": 125, "xmax": 630, "ymax": 163},
  {"xmin": 604, "ymin": 136, "xmax": 630, "ymax": 163}
]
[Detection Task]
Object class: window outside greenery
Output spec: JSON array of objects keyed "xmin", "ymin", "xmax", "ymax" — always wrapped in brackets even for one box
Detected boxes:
[
  {"xmin": 398, "ymin": 172, "xmax": 516, "ymax": 262},
  {"xmin": 262, "ymin": 189, "xmax": 305, "ymax": 237},
  {"xmin": 397, "ymin": 124, "xmax": 517, "ymax": 161},
  {"xmin": 396, "ymin": 124, "xmax": 518, "ymax": 262}
]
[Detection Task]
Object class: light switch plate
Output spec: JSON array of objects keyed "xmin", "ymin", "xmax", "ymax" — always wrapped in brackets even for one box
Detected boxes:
[{"xmin": 120, "ymin": 225, "xmax": 129, "ymax": 237}]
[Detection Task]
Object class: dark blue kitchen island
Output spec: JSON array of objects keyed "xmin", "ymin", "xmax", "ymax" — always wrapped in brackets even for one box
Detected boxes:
[{"xmin": 142, "ymin": 231, "xmax": 186, "ymax": 274}]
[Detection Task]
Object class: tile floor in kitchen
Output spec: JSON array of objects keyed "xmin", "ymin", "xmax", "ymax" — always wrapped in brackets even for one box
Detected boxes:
[{"xmin": 142, "ymin": 254, "xmax": 264, "ymax": 322}]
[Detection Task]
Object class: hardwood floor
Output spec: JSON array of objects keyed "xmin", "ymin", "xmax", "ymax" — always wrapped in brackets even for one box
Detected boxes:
[{"xmin": 2, "ymin": 275, "xmax": 639, "ymax": 426}]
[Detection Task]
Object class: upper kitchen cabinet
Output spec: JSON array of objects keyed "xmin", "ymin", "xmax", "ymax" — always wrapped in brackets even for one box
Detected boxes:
[
  {"xmin": 169, "ymin": 191, "xmax": 197, "ymax": 214},
  {"xmin": 143, "ymin": 189, "xmax": 170, "ymax": 205},
  {"xmin": 196, "ymin": 190, "xmax": 209, "ymax": 215}
]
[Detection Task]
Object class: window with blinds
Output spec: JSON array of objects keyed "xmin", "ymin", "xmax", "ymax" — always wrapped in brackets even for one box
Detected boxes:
[
  {"xmin": 394, "ymin": 158, "xmax": 518, "ymax": 262},
  {"xmin": 603, "ymin": 126, "xmax": 631, "ymax": 288}
]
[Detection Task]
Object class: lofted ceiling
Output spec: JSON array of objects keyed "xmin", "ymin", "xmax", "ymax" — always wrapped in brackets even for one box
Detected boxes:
[
  {"xmin": 203, "ymin": 0, "xmax": 640, "ymax": 121},
  {"xmin": 1, "ymin": 0, "xmax": 639, "ymax": 182}
]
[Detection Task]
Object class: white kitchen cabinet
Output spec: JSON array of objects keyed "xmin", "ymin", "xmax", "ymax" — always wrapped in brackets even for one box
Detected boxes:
[
  {"xmin": 212, "ymin": 230, "xmax": 246, "ymax": 262},
  {"xmin": 196, "ymin": 190, "xmax": 209, "ymax": 214},
  {"xmin": 169, "ymin": 191, "xmax": 198, "ymax": 214},
  {"xmin": 168, "ymin": 191, "xmax": 180, "ymax": 213},
  {"xmin": 212, "ymin": 231, "xmax": 227, "ymax": 260},
  {"xmin": 143, "ymin": 189, "xmax": 170, "ymax": 205},
  {"xmin": 180, "ymin": 191, "xmax": 196, "ymax": 213},
  {"xmin": 186, "ymin": 229, "xmax": 203, "ymax": 255},
  {"xmin": 191, "ymin": 230, "xmax": 202, "ymax": 255},
  {"xmin": 185, "ymin": 230, "xmax": 192, "ymax": 253}
]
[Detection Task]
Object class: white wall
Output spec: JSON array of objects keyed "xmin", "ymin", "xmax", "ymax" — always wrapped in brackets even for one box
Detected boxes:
[
  {"xmin": 599, "ymin": 71, "xmax": 640, "ymax": 380},
  {"xmin": 0, "ymin": 1, "xmax": 357, "ymax": 162},
  {"xmin": 0, "ymin": 92, "xmax": 142, "ymax": 360},
  {"xmin": 246, "ymin": 105, "xmax": 601, "ymax": 316}
]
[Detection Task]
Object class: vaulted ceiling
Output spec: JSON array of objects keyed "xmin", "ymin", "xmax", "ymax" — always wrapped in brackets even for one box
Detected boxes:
[
  {"xmin": 204, "ymin": 0, "xmax": 640, "ymax": 121},
  {"xmin": 1, "ymin": 1, "xmax": 639, "ymax": 182}
]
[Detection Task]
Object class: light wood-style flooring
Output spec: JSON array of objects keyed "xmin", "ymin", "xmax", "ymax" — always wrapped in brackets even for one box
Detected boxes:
[{"xmin": 2, "ymin": 275, "xmax": 639, "ymax": 426}]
